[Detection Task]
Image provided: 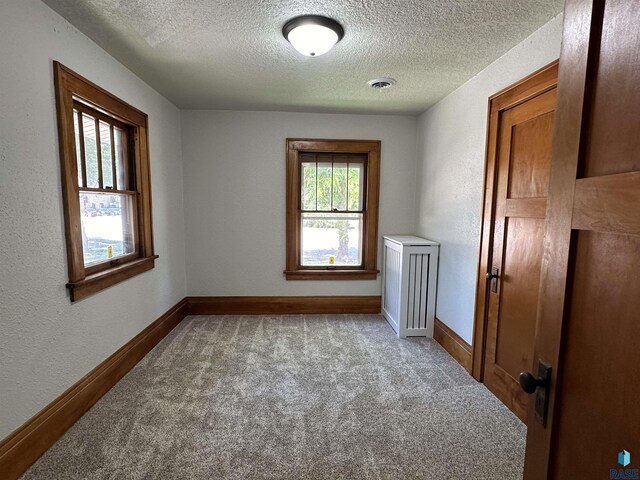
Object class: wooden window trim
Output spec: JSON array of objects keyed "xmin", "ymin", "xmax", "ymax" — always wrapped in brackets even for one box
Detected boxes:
[
  {"xmin": 54, "ymin": 62, "xmax": 157, "ymax": 301},
  {"xmin": 285, "ymin": 139, "xmax": 381, "ymax": 281}
]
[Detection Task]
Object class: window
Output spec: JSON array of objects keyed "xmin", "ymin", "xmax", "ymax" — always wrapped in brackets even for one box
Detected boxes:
[
  {"xmin": 54, "ymin": 62, "xmax": 156, "ymax": 301},
  {"xmin": 285, "ymin": 139, "xmax": 380, "ymax": 280}
]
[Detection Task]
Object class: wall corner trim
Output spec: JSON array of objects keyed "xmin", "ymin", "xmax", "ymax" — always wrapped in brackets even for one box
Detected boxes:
[
  {"xmin": 433, "ymin": 317, "xmax": 473, "ymax": 372},
  {"xmin": 0, "ymin": 298, "xmax": 189, "ymax": 480}
]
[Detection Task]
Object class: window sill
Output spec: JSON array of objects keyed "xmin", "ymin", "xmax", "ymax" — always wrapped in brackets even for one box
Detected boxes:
[
  {"xmin": 284, "ymin": 269, "xmax": 379, "ymax": 281},
  {"xmin": 67, "ymin": 255, "xmax": 158, "ymax": 302}
]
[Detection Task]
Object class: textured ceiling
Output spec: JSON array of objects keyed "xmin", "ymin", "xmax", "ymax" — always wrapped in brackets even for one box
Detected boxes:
[{"xmin": 42, "ymin": 0, "xmax": 564, "ymax": 115}]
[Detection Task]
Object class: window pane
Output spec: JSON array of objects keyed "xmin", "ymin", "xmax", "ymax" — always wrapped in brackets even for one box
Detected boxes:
[
  {"xmin": 332, "ymin": 162, "xmax": 348, "ymax": 211},
  {"xmin": 80, "ymin": 192, "xmax": 135, "ymax": 266},
  {"xmin": 114, "ymin": 128, "xmax": 126, "ymax": 190},
  {"xmin": 82, "ymin": 114, "xmax": 99, "ymax": 188},
  {"xmin": 348, "ymin": 163, "xmax": 364, "ymax": 211},
  {"xmin": 301, "ymin": 212, "xmax": 363, "ymax": 266},
  {"xmin": 73, "ymin": 111, "xmax": 83, "ymax": 187},
  {"xmin": 316, "ymin": 162, "xmax": 332, "ymax": 211},
  {"xmin": 99, "ymin": 121, "xmax": 114, "ymax": 189},
  {"xmin": 301, "ymin": 162, "xmax": 317, "ymax": 210}
]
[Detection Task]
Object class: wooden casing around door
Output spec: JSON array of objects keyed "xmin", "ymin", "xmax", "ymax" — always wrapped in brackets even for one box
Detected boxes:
[{"xmin": 471, "ymin": 61, "xmax": 558, "ymax": 422}]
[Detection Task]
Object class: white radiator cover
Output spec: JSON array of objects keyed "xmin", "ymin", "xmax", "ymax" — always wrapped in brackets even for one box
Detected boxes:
[{"xmin": 382, "ymin": 235, "xmax": 439, "ymax": 338}]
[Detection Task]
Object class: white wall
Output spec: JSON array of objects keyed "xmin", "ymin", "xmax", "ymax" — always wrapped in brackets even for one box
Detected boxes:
[
  {"xmin": 414, "ymin": 14, "xmax": 564, "ymax": 345},
  {"xmin": 0, "ymin": 0, "xmax": 187, "ymax": 438},
  {"xmin": 182, "ymin": 111, "xmax": 417, "ymax": 296}
]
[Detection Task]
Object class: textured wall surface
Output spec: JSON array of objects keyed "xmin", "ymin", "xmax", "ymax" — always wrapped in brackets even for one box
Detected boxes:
[
  {"xmin": 0, "ymin": 0, "xmax": 187, "ymax": 438},
  {"xmin": 414, "ymin": 14, "xmax": 563, "ymax": 344},
  {"xmin": 181, "ymin": 110, "xmax": 417, "ymax": 296}
]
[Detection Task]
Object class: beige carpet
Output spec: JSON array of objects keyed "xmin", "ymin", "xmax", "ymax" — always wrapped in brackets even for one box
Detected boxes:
[{"xmin": 22, "ymin": 314, "xmax": 526, "ymax": 479}]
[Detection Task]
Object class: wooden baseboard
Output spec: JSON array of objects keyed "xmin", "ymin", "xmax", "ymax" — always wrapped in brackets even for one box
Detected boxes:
[
  {"xmin": 433, "ymin": 317, "xmax": 473, "ymax": 372},
  {"xmin": 0, "ymin": 298, "xmax": 188, "ymax": 480},
  {"xmin": 187, "ymin": 296, "xmax": 382, "ymax": 315}
]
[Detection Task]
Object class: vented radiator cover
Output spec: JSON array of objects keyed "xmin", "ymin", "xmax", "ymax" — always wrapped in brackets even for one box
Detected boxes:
[{"xmin": 382, "ymin": 235, "xmax": 439, "ymax": 338}]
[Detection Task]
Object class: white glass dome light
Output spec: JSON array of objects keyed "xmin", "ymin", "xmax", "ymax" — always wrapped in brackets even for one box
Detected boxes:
[{"xmin": 283, "ymin": 16, "xmax": 344, "ymax": 57}]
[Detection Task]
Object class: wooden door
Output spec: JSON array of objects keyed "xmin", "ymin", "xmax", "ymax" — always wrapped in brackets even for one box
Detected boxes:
[
  {"xmin": 524, "ymin": 0, "xmax": 640, "ymax": 478},
  {"xmin": 473, "ymin": 63, "xmax": 558, "ymax": 422}
]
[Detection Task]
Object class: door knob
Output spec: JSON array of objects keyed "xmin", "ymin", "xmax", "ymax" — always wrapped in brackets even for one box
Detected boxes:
[
  {"xmin": 519, "ymin": 371, "xmax": 547, "ymax": 394},
  {"xmin": 520, "ymin": 359, "xmax": 552, "ymax": 427}
]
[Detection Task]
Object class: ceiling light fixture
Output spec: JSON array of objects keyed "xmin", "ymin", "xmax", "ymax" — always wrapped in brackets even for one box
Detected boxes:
[{"xmin": 282, "ymin": 15, "xmax": 344, "ymax": 57}]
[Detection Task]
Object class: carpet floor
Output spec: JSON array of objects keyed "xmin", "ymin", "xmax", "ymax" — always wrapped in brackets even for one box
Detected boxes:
[{"xmin": 22, "ymin": 315, "xmax": 526, "ymax": 479}]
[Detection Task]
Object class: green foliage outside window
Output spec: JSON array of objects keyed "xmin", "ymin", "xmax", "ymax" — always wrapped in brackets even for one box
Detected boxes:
[{"xmin": 301, "ymin": 162, "xmax": 363, "ymax": 261}]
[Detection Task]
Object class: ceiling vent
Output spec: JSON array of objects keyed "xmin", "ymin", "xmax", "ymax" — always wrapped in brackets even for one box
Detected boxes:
[{"xmin": 368, "ymin": 77, "xmax": 397, "ymax": 89}]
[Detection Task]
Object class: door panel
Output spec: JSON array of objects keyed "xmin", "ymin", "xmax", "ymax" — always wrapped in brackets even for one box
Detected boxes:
[
  {"xmin": 549, "ymin": 231, "xmax": 640, "ymax": 477},
  {"xmin": 523, "ymin": 0, "xmax": 640, "ymax": 477},
  {"xmin": 508, "ymin": 113, "xmax": 553, "ymax": 199},
  {"xmin": 495, "ymin": 217, "xmax": 544, "ymax": 380},
  {"xmin": 483, "ymin": 86, "xmax": 556, "ymax": 422},
  {"xmin": 582, "ymin": 0, "xmax": 640, "ymax": 178}
]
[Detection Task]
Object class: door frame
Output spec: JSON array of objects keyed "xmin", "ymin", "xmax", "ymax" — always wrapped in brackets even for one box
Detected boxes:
[{"xmin": 470, "ymin": 60, "xmax": 559, "ymax": 381}]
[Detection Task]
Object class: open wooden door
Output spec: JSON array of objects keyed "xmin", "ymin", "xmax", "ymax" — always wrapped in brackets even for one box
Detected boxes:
[{"xmin": 523, "ymin": 0, "xmax": 640, "ymax": 478}]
